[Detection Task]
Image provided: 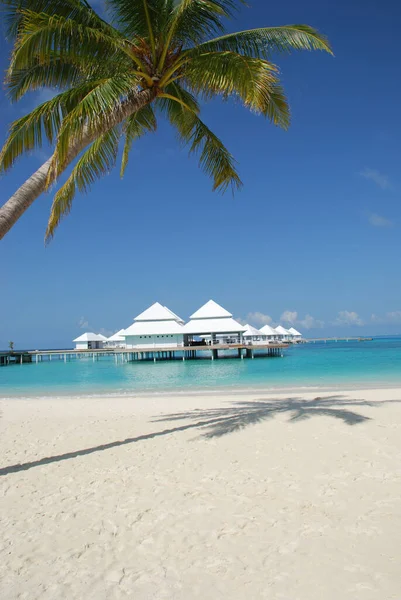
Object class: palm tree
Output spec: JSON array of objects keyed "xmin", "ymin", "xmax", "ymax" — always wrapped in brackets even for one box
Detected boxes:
[{"xmin": 0, "ymin": 0, "xmax": 332, "ymax": 242}]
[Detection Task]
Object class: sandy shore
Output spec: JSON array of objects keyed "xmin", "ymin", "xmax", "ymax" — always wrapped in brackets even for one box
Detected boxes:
[{"xmin": 1, "ymin": 387, "xmax": 401, "ymax": 599}]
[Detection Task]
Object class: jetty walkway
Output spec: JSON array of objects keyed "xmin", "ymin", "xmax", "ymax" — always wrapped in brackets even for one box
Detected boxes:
[{"xmin": 1, "ymin": 343, "xmax": 288, "ymax": 366}]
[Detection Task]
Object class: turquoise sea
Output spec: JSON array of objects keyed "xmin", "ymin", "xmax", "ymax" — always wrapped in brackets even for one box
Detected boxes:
[{"xmin": 1, "ymin": 337, "xmax": 401, "ymax": 398}]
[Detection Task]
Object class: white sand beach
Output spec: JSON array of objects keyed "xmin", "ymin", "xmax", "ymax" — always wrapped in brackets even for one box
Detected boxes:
[{"xmin": 1, "ymin": 387, "xmax": 401, "ymax": 599}]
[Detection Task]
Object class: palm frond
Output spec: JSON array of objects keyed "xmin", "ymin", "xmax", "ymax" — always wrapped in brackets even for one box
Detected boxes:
[
  {"xmin": 188, "ymin": 24, "xmax": 333, "ymax": 58},
  {"xmin": 185, "ymin": 51, "xmax": 285, "ymax": 116},
  {"xmin": 157, "ymin": 82, "xmax": 199, "ymax": 129},
  {"xmin": 157, "ymin": 83, "xmax": 241, "ymax": 192},
  {"xmin": 0, "ymin": 81, "xmax": 101, "ymax": 173},
  {"xmin": 161, "ymin": 0, "xmax": 244, "ymax": 52},
  {"xmin": 263, "ymin": 83, "xmax": 290, "ymax": 129},
  {"xmin": 7, "ymin": 56, "xmax": 84, "ymax": 102},
  {"xmin": 6, "ymin": 47, "xmax": 129, "ymax": 102},
  {"xmin": 1, "ymin": 0, "xmax": 114, "ymax": 40},
  {"xmin": 8, "ymin": 9, "xmax": 131, "ymax": 77},
  {"xmin": 188, "ymin": 117, "xmax": 242, "ymax": 192},
  {"xmin": 120, "ymin": 104, "xmax": 157, "ymax": 177},
  {"xmin": 50, "ymin": 74, "xmax": 140, "ymax": 174},
  {"xmin": 105, "ymin": 0, "xmax": 169, "ymax": 41},
  {"xmin": 45, "ymin": 126, "xmax": 120, "ymax": 242}
]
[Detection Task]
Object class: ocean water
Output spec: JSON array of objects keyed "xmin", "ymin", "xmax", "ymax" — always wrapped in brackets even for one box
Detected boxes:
[{"xmin": 1, "ymin": 338, "xmax": 400, "ymax": 398}]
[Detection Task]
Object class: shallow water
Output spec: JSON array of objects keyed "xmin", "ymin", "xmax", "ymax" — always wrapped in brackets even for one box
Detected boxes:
[{"xmin": 1, "ymin": 337, "xmax": 400, "ymax": 398}]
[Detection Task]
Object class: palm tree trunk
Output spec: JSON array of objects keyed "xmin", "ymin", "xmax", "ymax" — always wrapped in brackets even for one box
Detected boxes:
[{"xmin": 0, "ymin": 88, "xmax": 156, "ymax": 240}]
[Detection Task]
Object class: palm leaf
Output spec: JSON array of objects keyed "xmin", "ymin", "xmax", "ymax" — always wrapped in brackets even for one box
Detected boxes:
[
  {"xmin": 105, "ymin": 0, "xmax": 169, "ymax": 41},
  {"xmin": 188, "ymin": 116, "xmax": 242, "ymax": 192},
  {"xmin": 2, "ymin": 0, "xmax": 115, "ymax": 39},
  {"xmin": 50, "ymin": 74, "xmax": 140, "ymax": 175},
  {"xmin": 8, "ymin": 9, "xmax": 132, "ymax": 77},
  {"xmin": 120, "ymin": 105, "xmax": 157, "ymax": 176},
  {"xmin": 161, "ymin": 0, "xmax": 244, "ymax": 51},
  {"xmin": 185, "ymin": 52, "xmax": 284, "ymax": 115},
  {"xmin": 188, "ymin": 24, "xmax": 333, "ymax": 58},
  {"xmin": 157, "ymin": 83, "xmax": 241, "ymax": 192},
  {"xmin": 263, "ymin": 83, "xmax": 290, "ymax": 129},
  {"xmin": 0, "ymin": 81, "xmax": 102, "ymax": 172},
  {"xmin": 7, "ymin": 47, "xmax": 130, "ymax": 102},
  {"xmin": 7, "ymin": 56, "xmax": 85, "ymax": 102},
  {"xmin": 45, "ymin": 126, "xmax": 120, "ymax": 241}
]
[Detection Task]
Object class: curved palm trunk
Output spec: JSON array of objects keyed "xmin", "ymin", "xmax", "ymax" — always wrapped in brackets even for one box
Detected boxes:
[{"xmin": 0, "ymin": 88, "xmax": 155, "ymax": 240}]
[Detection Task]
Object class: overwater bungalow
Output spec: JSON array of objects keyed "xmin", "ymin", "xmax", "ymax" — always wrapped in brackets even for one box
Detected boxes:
[
  {"xmin": 73, "ymin": 332, "xmax": 105, "ymax": 350},
  {"xmin": 259, "ymin": 324, "xmax": 278, "ymax": 340},
  {"xmin": 65, "ymin": 301, "xmax": 293, "ymax": 362},
  {"xmin": 242, "ymin": 324, "xmax": 266, "ymax": 345},
  {"xmin": 106, "ymin": 329, "xmax": 126, "ymax": 348},
  {"xmin": 122, "ymin": 302, "xmax": 185, "ymax": 349},
  {"xmin": 181, "ymin": 300, "xmax": 246, "ymax": 344},
  {"xmin": 288, "ymin": 327, "xmax": 302, "ymax": 341},
  {"xmin": 274, "ymin": 325, "xmax": 293, "ymax": 341}
]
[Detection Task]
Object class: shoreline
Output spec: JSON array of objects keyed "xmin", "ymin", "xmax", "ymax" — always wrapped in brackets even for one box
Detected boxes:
[{"xmin": 2, "ymin": 377, "xmax": 401, "ymax": 401}]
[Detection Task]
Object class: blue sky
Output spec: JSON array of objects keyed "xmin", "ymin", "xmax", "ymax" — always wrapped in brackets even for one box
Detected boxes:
[{"xmin": 1, "ymin": 0, "xmax": 401, "ymax": 348}]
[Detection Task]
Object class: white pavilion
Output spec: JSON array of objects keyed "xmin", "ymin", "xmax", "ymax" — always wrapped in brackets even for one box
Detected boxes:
[
  {"xmin": 288, "ymin": 327, "xmax": 302, "ymax": 341},
  {"xmin": 259, "ymin": 324, "xmax": 278, "ymax": 340},
  {"xmin": 106, "ymin": 329, "xmax": 126, "ymax": 348},
  {"xmin": 122, "ymin": 302, "xmax": 185, "ymax": 349},
  {"xmin": 73, "ymin": 332, "xmax": 105, "ymax": 350},
  {"xmin": 275, "ymin": 325, "xmax": 292, "ymax": 341},
  {"xmin": 242, "ymin": 324, "xmax": 265, "ymax": 344},
  {"xmin": 182, "ymin": 300, "xmax": 246, "ymax": 344}
]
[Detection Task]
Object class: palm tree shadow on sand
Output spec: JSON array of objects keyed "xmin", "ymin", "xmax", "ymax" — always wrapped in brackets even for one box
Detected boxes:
[
  {"xmin": 151, "ymin": 395, "xmax": 387, "ymax": 439},
  {"xmin": 1, "ymin": 395, "xmax": 399, "ymax": 476}
]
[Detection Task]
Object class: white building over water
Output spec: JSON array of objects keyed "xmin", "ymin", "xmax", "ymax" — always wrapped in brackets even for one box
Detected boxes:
[
  {"xmin": 73, "ymin": 332, "xmax": 105, "ymax": 350},
  {"xmin": 106, "ymin": 329, "xmax": 126, "ymax": 348},
  {"xmin": 72, "ymin": 301, "xmax": 293, "ymax": 354},
  {"xmin": 242, "ymin": 324, "xmax": 266, "ymax": 344},
  {"xmin": 288, "ymin": 327, "xmax": 302, "ymax": 341},
  {"xmin": 260, "ymin": 324, "xmax": 278, "ymax": 340},
  {"xmin": 122, "ymin": 302, "xmax": 185, "ymax": 349},
  {"xmin": 182, "ymin": 300, "xmax": 246, "ymax": 344},
  {"xmin": 275, "ymin": 325, "xmax": 292, "ymax": 341}
]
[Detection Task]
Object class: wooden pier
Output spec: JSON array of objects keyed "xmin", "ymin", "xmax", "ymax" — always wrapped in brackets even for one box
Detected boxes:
[
  {"xmin": 1, "ymin": 343, "xmax": 289, "ymax": 366},
  {"xmin": 0, "ymin": 351, "xmax": 32, "ymax": 366}
]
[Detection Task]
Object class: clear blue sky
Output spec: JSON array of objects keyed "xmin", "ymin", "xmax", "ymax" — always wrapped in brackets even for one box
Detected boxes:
[{"xmin": 1, "ymin": 0, "xmax": 400, "ymax": 349}]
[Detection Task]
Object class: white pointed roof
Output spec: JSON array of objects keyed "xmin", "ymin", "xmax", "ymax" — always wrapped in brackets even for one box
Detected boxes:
[
  {"xmin": 243, "ymin": 324, "xmax": 264, "ymax": 337},
  {"xmin": 190, "ymin": 300, "xmax": 232, "ymax": 320},
  {"xmin": 97, "ymin": 334, "xmax": 108, "ymax": 341},
  {"xmin": 259, "ymin": 324, "xmax": 277, "ymax": 336},
  {"xmin": 288, "ymin": 327, "xmax": 302, "ymax": 336},
  {"xmin": 123, "ymin": 302, "xmax": 184, "ymax": 336},
  {"xmin": 183, "ymin": 300, "xmax": 245, "ymax": 335},
  {"xmin": 134, "ymin": 302, "xmax": 183, "ymax": 322},
  {"xmin": 163, "ymin": 306, "xmax": 185, "ymax": 324},
  {"xmin": 73, "ymin": 332, "xmax": 104, "ymax": 342},
  {"xmin": 107, "ymin": 329, "xmax": 126, "ymax": 342},
  {"xmin": 275, "ymin": 325, "xmax": 291, "ymax": 335}
]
